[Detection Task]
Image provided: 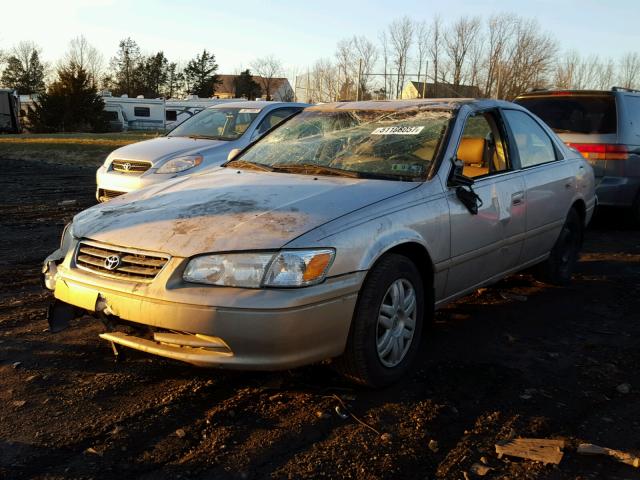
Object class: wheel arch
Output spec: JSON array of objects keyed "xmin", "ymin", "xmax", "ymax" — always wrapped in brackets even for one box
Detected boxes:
[{"xmin": 360, "ymin": 239, "xmax": 436, "ymax": 316}]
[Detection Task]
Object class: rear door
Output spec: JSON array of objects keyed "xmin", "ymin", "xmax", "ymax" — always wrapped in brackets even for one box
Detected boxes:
[
  {"xmin": 502, "ymin": 109, "xmax": 575, "ymax": 262},
  {"xmin": 514, "ymin": 93, "xmax": 617, "ymax": 179}
]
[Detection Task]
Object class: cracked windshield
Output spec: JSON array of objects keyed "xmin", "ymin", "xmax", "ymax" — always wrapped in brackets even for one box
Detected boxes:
[{"xmin": 236, "ymin": 109, "xmax": 452, "ymax": 179}]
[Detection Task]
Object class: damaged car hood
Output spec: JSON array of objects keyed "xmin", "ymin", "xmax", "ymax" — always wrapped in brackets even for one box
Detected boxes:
[
  {"xmin": 73, "ymin": 168, "xmax": 420, "ymax": 257},
  {"xmin": 108, "ymin": 136, "xmax": 227, "ymax": 165}
]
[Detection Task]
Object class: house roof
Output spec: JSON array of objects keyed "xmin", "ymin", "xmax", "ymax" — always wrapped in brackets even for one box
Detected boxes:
[{"xmin": 216, "ymin": 74, "xmax": 291, "ymax": 95}]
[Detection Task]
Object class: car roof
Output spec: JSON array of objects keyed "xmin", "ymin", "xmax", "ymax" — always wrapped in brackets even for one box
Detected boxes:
[
  {"xmin": 515, "ymin": 89, "xmax": 627, "ymax": 99},
  {"xmin": 207, "ymin": 101, "xmax": 308, "ymax": 111},
  {"xmin": 306, "ymin": 98, "xmax": 515, "ymax": 112}
]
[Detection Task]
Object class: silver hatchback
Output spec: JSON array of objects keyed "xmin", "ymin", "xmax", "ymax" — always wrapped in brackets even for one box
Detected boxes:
[
  {"xmin": 96, "ymin": 101, "xmax": 307, "ymax": 202},
  {"xmin": 44, "ymin": 99, "xmax": 595, "ymax": 387}
]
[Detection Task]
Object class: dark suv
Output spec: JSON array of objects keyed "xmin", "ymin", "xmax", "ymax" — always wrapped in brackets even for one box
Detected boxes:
[{"xmin": 515, "ymin": 88, "xmax": 640, "ymax": 223}]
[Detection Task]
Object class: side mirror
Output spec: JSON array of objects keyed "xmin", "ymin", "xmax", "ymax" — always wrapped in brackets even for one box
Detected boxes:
[
  {"xmin": 447, "ymin": 156, "xmax": 474, "ymax": 187},
  {"xmin": 227, "ymin": 148, "xmax": 241, "ymax": 162},
  {"xmin": 448, "ymin": 157, "xmax": 483, "ymax": 215}
]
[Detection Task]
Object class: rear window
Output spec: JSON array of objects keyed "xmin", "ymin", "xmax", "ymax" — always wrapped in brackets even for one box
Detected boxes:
[{"xmin": 515, "ymin": 95, "xmax": 617, "ymax": 135}]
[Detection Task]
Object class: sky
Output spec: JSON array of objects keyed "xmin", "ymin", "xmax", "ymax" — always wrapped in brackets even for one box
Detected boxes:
[{"xmin": 2, "ymin": 0, "xmax": 639, "ymax": 78}]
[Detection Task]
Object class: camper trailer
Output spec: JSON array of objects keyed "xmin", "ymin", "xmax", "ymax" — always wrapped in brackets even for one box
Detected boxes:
[
  {"xmin": 101, "ymin": 92, "xmax": 165, "ymax": 131},
  {"xmin": 0, "ymin": 89, "xmax": 21, "ymax": 133},
  {"xmin": 164, "ymin": 96, "xmax": 246, "ymax": 129}
]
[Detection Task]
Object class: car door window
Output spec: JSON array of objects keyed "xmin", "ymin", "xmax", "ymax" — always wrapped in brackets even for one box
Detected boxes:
[
  {"xmin": 256, "ymin": 108, "xmax": 299, "ymax": 136},
  {"xmin": 456, "ymin": 111, "xmax": 510, "ymax": 179},
  {"xmin": 503, "ymin": 110, "xmax": 557, "ymax": 168}
]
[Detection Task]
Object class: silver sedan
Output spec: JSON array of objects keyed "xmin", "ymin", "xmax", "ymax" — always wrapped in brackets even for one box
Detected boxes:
[{"xmin": 44, "ymin": 99, "xmax": 595, "ymax": 387}]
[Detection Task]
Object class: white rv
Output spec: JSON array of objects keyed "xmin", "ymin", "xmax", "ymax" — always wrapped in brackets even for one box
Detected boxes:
[{"xmin": 101, "ymin": 93, "xmax": 165, "ymax": 131}]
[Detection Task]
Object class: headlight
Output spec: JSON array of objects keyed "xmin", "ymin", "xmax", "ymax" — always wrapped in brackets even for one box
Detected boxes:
[
  {"xmin": 183, "ymin": 249, "xmax": 335, "ymax": 288},
  {"xmin": 156, "ymin": 155, "xmax": 203, "ymax": 174},
  {"xmin": 263, "ymin": 250, "xmax": 334, "ymax": 287},
  {"xmin": 60, "ymin": 223, "xmax": 75, "ymax": 251}
]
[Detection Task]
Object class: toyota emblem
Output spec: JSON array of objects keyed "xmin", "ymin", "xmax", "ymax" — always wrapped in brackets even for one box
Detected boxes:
[
  {"xmin": 122, "ymin": 162, "xmax": 132, "ymax": 171},
  {"xmin": 104, "ymin": 255, "xmax": 121, "ymax": 270}
]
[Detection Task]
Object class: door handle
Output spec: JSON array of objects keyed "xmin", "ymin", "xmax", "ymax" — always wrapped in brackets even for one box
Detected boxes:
[{"xmin": 511, "ymin": 191, "xmax": 524, "ymax": 205}]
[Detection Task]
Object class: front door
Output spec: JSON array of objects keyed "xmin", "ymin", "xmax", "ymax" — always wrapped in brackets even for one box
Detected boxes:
[{"xmin": 444, "ymin": 109, "xmax": 526, "ymax": 298}]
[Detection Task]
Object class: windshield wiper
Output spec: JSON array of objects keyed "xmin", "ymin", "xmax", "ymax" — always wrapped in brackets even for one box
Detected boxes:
[
  {"xmin": 182, "ymin": 134, "xmax": 227, "ymax": 140},
  {"xmin": 225, "ymin": 159, "xmax": 274, "ymax": 172},
  {"xmin": 271, "ymin": 163, "xmax": 362, "ymax": 178}
]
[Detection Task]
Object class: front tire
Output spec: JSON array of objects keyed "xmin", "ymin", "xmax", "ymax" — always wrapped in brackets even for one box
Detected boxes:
[
  {"xmin": 334, "ymin": 254, "xmax": 425, "ymax": 387},
  {"xmin": 534, "ymin": 208, "xmax": 583, "ymax": 285}
]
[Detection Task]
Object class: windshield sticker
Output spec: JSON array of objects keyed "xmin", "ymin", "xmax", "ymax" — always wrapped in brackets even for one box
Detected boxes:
[
  {"xmin": 391, "ymin": 164, "xmax": 424, "ymax": 174},
  {"xmin": 371, "ymin": 126, "xmax": 425, "ymax": 135},
  {"xmin": 239, "ymin": 108, "xmax": 261, "ymax": 113}
]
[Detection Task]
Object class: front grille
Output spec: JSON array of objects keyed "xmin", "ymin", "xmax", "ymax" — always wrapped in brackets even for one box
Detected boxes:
[
  {"xmin": 75, "ymin": 241, "xmax": 169, "ymax": 282},
  {"xmin": 98, "ymin": 189, "xmax": 125, "ymax": 202},
  {"xmin": 111, "ymin": 159, "xmax": 151, "ymax": 174}
]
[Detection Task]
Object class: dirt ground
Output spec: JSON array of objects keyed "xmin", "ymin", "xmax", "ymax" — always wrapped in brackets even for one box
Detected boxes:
[{"xmin": 1, "ymin": 157, "xmax": 639, "ymax": 480}]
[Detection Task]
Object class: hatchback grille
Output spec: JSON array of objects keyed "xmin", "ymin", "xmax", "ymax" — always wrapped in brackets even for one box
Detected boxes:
[
  {"xmin": 98, "ymin": 189, "xmax": 125, "ymax": 202},
  {"xmin": 75, "ymin": 241, "xmax": 169, "ymax": 282},
  {"xmin": 111, "ymin": 159, "xmax": 151, "ymax": 174}
]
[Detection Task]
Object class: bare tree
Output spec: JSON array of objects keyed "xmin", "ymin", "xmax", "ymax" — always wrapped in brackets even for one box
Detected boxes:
[
  {"xmin": 415, "ymin": 20, "xmax": 429, "ymax": 94},
  {"xmin": 428, "ymin": 15, "xmax": 444, "ymax": 94},
  {"xmin": 619, "ymin": 52, "xmax": 640, "ymax": 89},
  {"xmin": 251, "ymin": 55, "xmax": 284, "ymax": 100},
  {"xmin": 305, "ymin": 58, "xmax": 340, "ymax": 103},
  {"xmin": 353, "ymin": 36, "xmax": 378, "ymax": 99},
  {"xmin": 335, "ymin": 38, "xmax": 356, "ymax": 100},
  {"xmin": 378, "ymin": 30, "xmax": 390, "ymax": 99},
  {"xmin": 466, "ymin": 27, "xmax": 484, "ymax": 92},
  {"xmin": 554, "ymin": 50, "xmax": 580, "ymax": 89},
  {"xmin": 388, "ymin": 16, "xmax": 414, "ymax": 98},
  {"xmin": 444, "ymin": 16, "xmax": 481, "ymax": 87},
  {"xmin": 63, "ymin": 36, "xmax": 104, "ymax": 88},
  {"xmin": 484, "ymin": 13, "xmax": 516, "ymax": 97},
  {"xmin": 595, "ymin": 58, "xmax": 615, "ymax": 90},
  {"xmin": 501, "ymin": 18, "xmax": 558, "ymax": 99}
]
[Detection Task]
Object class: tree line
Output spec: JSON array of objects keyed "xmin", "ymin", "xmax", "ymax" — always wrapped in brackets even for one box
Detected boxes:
[
  {"xmin": 2, "ymin": 12, "xmax": 640, "ymax": 132},
  {"xmin": 300, "ymin": 13, "xmax": 640, "ymax": 102},
  {"xmin": 0, "ymin": 37, "xmax": 285, "ymax": 132},
  {"xmin": 0, "ymin": 37, "xmax": 274, "ymax": 100}
]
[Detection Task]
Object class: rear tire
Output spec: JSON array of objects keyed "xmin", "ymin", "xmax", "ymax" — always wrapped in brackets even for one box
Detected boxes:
[
  {"xmin": 334, "ymin": 254, "xmax": 426, "ymax": 388},
  {"xmin": 534, "ymin": 208, "xmax": 583, "ymax": 285}
]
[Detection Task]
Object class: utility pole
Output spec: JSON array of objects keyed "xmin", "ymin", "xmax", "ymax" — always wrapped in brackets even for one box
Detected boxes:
[{"xmin": 422, "ymin": 61, "xmax": 428, "ymax": 98}]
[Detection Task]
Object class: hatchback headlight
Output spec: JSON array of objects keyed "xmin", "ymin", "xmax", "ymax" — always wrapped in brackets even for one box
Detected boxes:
[
  {"xmin": 156, "ymin": 155, "xmax": 203, "ymax": 174},
  {"xmin": 183, "ymin": 249, "xmax": 335, "ymax": 288},
  {"xmin": 60, "ymin": 222, "xmax": 75, "ymax": 251}
]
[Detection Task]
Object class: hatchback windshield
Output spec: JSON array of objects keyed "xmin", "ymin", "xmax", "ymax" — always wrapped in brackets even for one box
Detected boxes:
[
  {"xmin": 232, "ymin": 108, "xmax": 452, "ymax": 180},
  {"xmin": 168, "ymin": 107, "xmax": 262, "ymax": 140}
]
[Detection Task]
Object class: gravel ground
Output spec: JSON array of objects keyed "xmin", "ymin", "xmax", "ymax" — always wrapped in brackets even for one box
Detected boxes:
[{"xmin": 1, "ymin": 157, "xmax": 639, "ymax": 480}]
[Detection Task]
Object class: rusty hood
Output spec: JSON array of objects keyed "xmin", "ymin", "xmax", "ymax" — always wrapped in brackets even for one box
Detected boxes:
[{"xmin": 72, "ymin": 168, "xmax": 419, "ymax": 257}]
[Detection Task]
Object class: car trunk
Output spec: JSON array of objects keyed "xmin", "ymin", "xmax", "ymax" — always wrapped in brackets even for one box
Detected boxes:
[{"xmin": 515, "ymin": 93, "xmax": 620, "ymax": 178}]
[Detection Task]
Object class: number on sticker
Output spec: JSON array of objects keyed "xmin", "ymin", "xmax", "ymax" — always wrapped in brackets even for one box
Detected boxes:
[{"xmin": 371, "ymin": 126, "xmax": 424, "ymax": 135}]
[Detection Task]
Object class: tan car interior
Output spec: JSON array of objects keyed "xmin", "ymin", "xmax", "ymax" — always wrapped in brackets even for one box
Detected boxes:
[{"xmin": 456, "ymin": 113, "xmax": 509, "ymax": 178}]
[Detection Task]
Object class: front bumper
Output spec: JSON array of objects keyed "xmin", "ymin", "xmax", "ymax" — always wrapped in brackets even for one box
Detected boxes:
[
  {"xmin": 48, "ymin": 259, "xmax": 363, "ymax": 370},
  {"xmin": 594, "ymin": 176, "xmax": 640, "ymax": 207},
  {"xmin": 96, "ymin": 166, "xmax": 173, "ymax": 200}
]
